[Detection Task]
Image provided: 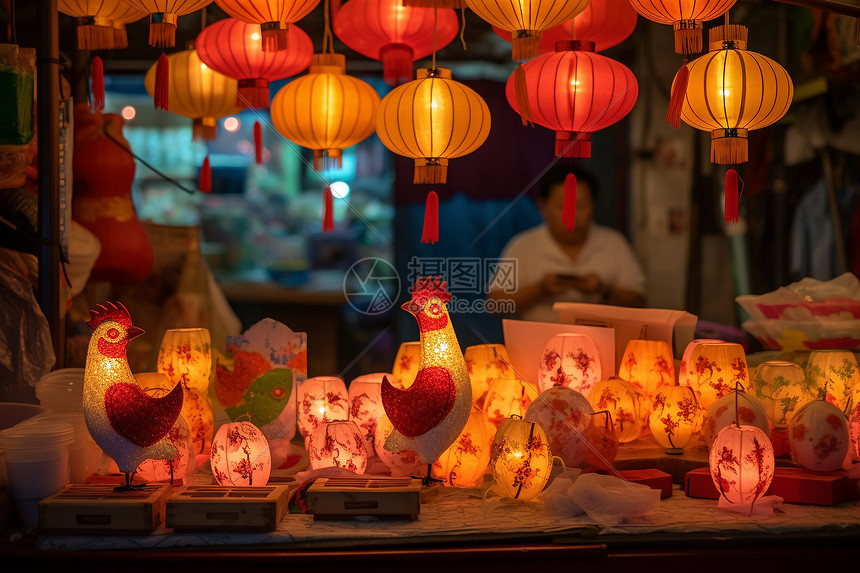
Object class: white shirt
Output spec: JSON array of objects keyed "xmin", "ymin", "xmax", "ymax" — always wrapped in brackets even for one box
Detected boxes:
[{"xmin": 494, "ymin": 223, "xmax": 646, "ymax": 323}]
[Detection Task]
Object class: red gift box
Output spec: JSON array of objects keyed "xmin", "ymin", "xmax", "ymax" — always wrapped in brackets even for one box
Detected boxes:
[
  {"xmin": 612, "ymin": 469, "xmax": 673, "ymax": 499},
  {"xmin": 684, "ymin": 466, "xmax": 857, "ymax": 505}
]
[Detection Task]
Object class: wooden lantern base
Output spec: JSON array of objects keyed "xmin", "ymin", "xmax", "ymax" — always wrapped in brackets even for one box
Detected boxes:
[
  {"xmin": 307, "ymin": 477, "xmax": 422, "ymax": 520},
  {"xmin": 39, "ymin": 484, "xmax": 170, "ymax": 535},
  {"xmin": 166, "ymin": 485, "xmax": 293, "ymax": 532}
]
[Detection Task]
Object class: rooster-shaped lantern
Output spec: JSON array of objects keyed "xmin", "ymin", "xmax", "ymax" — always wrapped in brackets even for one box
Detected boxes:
[
  {"xmin": 382, "ymin": 277, "xmax": 472, "ymax": 483},
  {"xmin": 83, "ymin": 302, "xmax": 183, "ymax": 491}
]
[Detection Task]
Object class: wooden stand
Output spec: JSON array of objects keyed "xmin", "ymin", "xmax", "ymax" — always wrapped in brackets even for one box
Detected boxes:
[
  {"xmin": 39, "ymin": 484, "xmax": 170, "ymax": 535},
  {"xmin": 166, "ymin": 485, "xmax": 292, "ymax": 532},
  {"xmin": 307, "ymin": 477, "xmax": 422, "ymax": 520}
]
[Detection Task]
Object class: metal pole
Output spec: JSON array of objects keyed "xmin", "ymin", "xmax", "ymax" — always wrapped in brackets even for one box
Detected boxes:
[{"xmin": 37, "ymin": 0, "xmax": 63, "ymax": 368}]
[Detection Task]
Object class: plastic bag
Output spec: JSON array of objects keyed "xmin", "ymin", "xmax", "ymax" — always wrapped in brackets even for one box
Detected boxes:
[{"xmin": 567, "ymin": 472, "xmax": 660, "ymax": 526}]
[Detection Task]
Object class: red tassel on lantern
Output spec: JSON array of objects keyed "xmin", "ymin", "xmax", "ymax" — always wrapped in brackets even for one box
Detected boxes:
[
  {"xmin": 254, "ymin": 121, "xmax": 263, "ymax": 164},
  {"xmin": 91, "ymin": 56, "xmax": 105, "ymax": 111},
  {"xmin": 665, "ymin": 59, "xmax": 688, "ymax": 129},
  {"xmin": 422, "ymin": 191, "xmax": 439, "ymax": 244},
  {"xmin": 154, "ymin": 53, "xmax": 169, "ymax": 110},
  {"xmin": 563, "ymin": 173, "xmax": 577, "ymax": 232},
  {"xmin": 323, "ymin": 187, "xmax": 334, "ymax": 232},
  {"xmin": 199, "ymin": 157, "xmax": 212, "ymax": 193},
  {"xmin": 725, "ymin": 168, "xmax": 739, "ymax": 223}
]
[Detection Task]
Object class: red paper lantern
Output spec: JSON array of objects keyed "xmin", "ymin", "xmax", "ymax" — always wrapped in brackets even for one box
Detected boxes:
[
  {"xmin": 505, "ymin": 41, "xmax": 638, "ymax": 159},
  {"xmin": 196, "ymin": 18, "xmax": 313, "ymax": 108},
  {"xmin": 333, "ymin": 0, "xmax": 459, "ymax": 86},
  {"xmin": 216, "ymin": 0, "xmax": 321, "ymax": 51}
]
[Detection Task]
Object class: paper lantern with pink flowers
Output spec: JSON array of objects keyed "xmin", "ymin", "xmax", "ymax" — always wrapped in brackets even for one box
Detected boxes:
[
  {"xmin": 431, "ymin": 407, "xmax": 490, "ymax": 487},
  {"xmin": 464, "ymin": 344, "xmax": 514, "ymax": 407},
  {"xmin": 788, "ymin": 400, "xmax": 849, "ymax": 472},
  {"xmin": 537, "ymin": 333, "xmax": 602, "ymax": 396},
  {"xmin": 650, "ymin": 385, "xmax": 702, "ymax": 453},
  {"xmin": 135, "ymin": 373, "xmax": 194, "ymax": 483},
  {"xmin": 490, "ymin": 415, "xmax": 552, "ymax": 502},
  {"xmin": 524, "ymin": 387, "xmax": 593, "ymax": 468},
  {"xmin": 348, "ymin": 373, "xmax": 390, "ymax": 455},
  {"xmin": 392, "ymin": 342, "xmax": 421, "ymax": 388},
  {"xmin": 686, "ymin": 342, "xmax": 749, "ymax": 410},
  {"xmin": 703, "ymin": 390, "xmax": 769, "ymax": 447},
  {"xmin": 617, "ymin": 339, "xmax": 675, "ymax": 402},
  {"xmin": 374, "ymin": 414, "xmax": 423, "ymax": 476},
  {"xmin": 709, "ymin": 424, "xmax": 774, "ymax": 508},
  {"xmin": 308, "ymin": 420, "xmax": 368, "ymax": 474},
  {"xmin": 297, "ymin": 376, "xmax": 349, "ymax": 439},
  {"xmin": 210, "ymin": 421, "xmax": 271, "ymax": 486},
  {"xmin": 483, "ymin": 378, "xmax": 534, "ymax": 433},
  {"xmin": 586, "ymin": 377, "xmax": 648, "ymax": 443},
  {"xmin": 678, "ymin": 339, "xmax": 721, "ymax": 387}
]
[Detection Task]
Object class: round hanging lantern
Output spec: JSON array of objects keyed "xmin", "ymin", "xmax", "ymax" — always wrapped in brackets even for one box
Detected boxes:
[
  {"xmin": 587, "ymin": 411, "xmax": 619, "ymax": 470},
  {"xmin": 649, "ymin": 385, "xmax": 702, "ymax": 453},
  {"xmin": 348, "ymin": 373, "xmax": 389, "ymax": 455},
  {"xmin": 587, "ymin": 377, "xmax": 648, "ymax": 443},
  {"xmin": 296, "ymin": 376, "xmax": 349, "ymax": 439},
  {"xmin": 616, "ymin": 339, "xmax": 675, "ymax": 403},
  {"xmin": 333, "ymin": 0, "xmax": 459, "ymax": 86},
  {"xmin": 375, "ymin": 413, "xmax": 424, "ymax": 476},
  {"xmin": 58, "ymin": 0, "xmax": 146, "ymax": 50},
  {"xmin": 506, "ymin": 42, "xmax": 638, "ymax": 159},
  {"xmin": 271, "ymin": 53, "xmax": 380, "ymax": 171},
  {"xmin": 490, "ymin": 415, "xmax": 552, "ymax": 501},
  {"xmin": 703, "ymin": 390, "xmax": 769, "ymax": 448},
  {"xmin": 788, "ymin": 400, "xmax": 849, "ymax": 472},
  {"xmin": 377, "ymin": 67, "xmax": 491, "ymax": 184},
  {"xmin": 144, "ymin": 49, "xmax": 242, "ymax": 139},
  {"xmin": 709, "ymin": 424, "xmax": 774, "ymax": 507},
  {"xmin": 628, "ymin": 0, "xmax": 736, "ymax": 54},
  {"xmin": 120, "ymin": 0, "xmax": 213, "ymax": 47},
  {"xmin": 492, "ymin": 0, "xmax": 638, "ymax": 54},
  {"xmin": 392, "ymin": 341, "xmax": 420, "ymax": 388},
  {"xmin": 196, "ymin": 18, "xmax": 313, "ymax": 108},
  {"xmin": 308, "ymin": 420, "xmax": 368, "ymax": 473},
  {"xmin": 210, "ymin": 421, "xmax": 272, "ymax": 486},
  {"xmin": 431, "ymin": 407, "xmax": 490, "ymax": 487},
  {"xmin": 524, "ymin": 387, "xmax": 593, "ymax": 468},
  {"xmin": 215, "ymin": 0, "xmax": 322, "ymax": 51},
  {"xmin": 678, "ymin": 338, "xmax": 721, "ymax": 387},
  {"xmin": 679, "ymin": 24, "xmax": 793, "ymax": 164},
  {"xmin": 751, "ymin": 360, "xmax": 814, "ymax": 429},
  {"xmin": 686, "ymin": 341, "xmax": 748, "ymax": 410},
  {"xmin": 483, "ymin": 377, "xmax": 534, "ymax": 432},
  {"xmin": 464, "ymin": 344, "xmax": 514, "ymax": 407},
  {"xmin": 536, "ymin": 333, "xmax": 602, "ymax": 396},
  {"xmin": 805, "ymin": 350, "xmax": 858, "ymax": 414},
  {"xmin": 466, "ymin": 0, "xmax": 588, "ymax": 61}
]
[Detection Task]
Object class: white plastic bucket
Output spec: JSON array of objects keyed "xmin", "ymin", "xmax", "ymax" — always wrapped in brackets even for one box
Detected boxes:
[
  {"xmin": 35, "ymin": 368, "xmax": 85, "ymax": 413},
  {"xmin": 19, "ymin": 412, "xmax": 103, "ymax": 483}
]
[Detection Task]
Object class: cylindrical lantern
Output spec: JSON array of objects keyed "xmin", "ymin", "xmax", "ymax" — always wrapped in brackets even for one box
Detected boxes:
[
  {"xmin": 375, "ymin": 414, "xmax": 423, "ymax": 476},
  {"xmin": 297, "ymin": 376, "xmax": 349, "ymax": 438},
  {"xmin": 709, "ymin": 424, "xmax": 774, "ymax": 507},
  {"xmin": 120, "ymin": 0, "xmax": 213, "ymax": 47},
  {"xmin": 58, "ymin": 0, "xmax": 146, "ymax": 50},
  {"xmin": 703, "ymin": 390, "xmax": 770, "ymax": 448},
  {"xmin": 686, "ymin": 341, "xmax": 748, "ymax": 410},
  {"xmin": 524, "ymin": 387, "xmax": 593, "ymax": 468},
  {"xmin": 483, "ymin": 378, "xmax": 534, "ymax": 432},
  {"xmin": 678, "ymin": 339, "xmax": 721, "ymax": 387},
  {"xmin": 134, "ymin": 372, "xmax": 194, "ymax": 483},
  {"xmin": 490, "ymin": 416, "xmax": 552, "ymax": 501},
  {"xmin": 464, "ymin": 344, "xmax": 514, "ymax": 407},
  {"xmin": 628, "ymin": 0, "xmax": 736, "ymax": 54},
  {"xmin": 215, "ymin": 0, "xmax": 322, "ymax": 51},
  {"xmin": 270, "ymin": 53, "xmax": 380, "ymax": 171},
  {"xmin": 537, "ymin": 333, "xmax": 602, "ymax": 396},
  {"xmin": 144, "ymin": 49, "xmax": 242, "ymax": 139},
  {"xmin": 392, "ymin": 341, "xmax": 421, "ymax": 388},
  {"xmin": 751, "ymin": 361, "xmax": 814, "ymax": 429},
  {"xmin": 680, "ymin": 25, "xmax": 793, "ymax": 164},
  {"xmin": 196, "ymin": 18, "xmax": 313, "ymax": 108},
  {"xmin": 788, "ymin": 400, "xmax": 849, "ymax": 472},
  {"xmin": 333, "ymin": 0, "xmax": 459, "ymax": 86},
  {"xmin": 348, "ymin": 373, "xmax": 389, "ymax": 456},
  {"xmin": 587, "ymin": 411, "xmax": 619, "ymax": 470},
  {"xmin": 376, "ymin": 67, "xmax": 491, "ymax": 184},
  {"xmin": 805, "ymin": 350, "xmax": 858, "ymax": 415},
  {"xmin": 210, "ymin": 421, "xmax": 272, "ymax": 486},
  {"xmin": 466, "ymin": 0, "xmax": 588, "ymax": 60},
  {"xmin": 431, "ymin": 407, "xmax": 490, "ymax": 487},
  {"xmin": 616, "ymin": 339, "xmax": 675, "ymax": 403},
  {"xmin": 157, "ymin": 328, "xmax": 214, "ymax": 456},
  {"xmin": 505, "ymin": 41, "xmax": 638, "ymax": 159},
  {"xmin": 308, "ymin": 420, "xmax": 368, "ymax": 474},
  {"xmin": 650, "ymin": 385, "xmax": 702, "ymax": 453},
  {"xmin": 587, "ymin": 377, "xmax": 648, "ymax": 443}
]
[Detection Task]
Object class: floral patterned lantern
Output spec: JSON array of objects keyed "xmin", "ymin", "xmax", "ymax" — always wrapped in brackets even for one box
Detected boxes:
[
  {"xmin": 703, "ymin": 390, "xmax": 769, "ymax": 447},
  {"xmin": 348, "ymin": 373, "xmax": 389, "ymax": 455},
  {"xmin": 650, "ymin": 385, "xmax": 702, "ymax": 453},
  {"xmin": 537, "ymin": 333, "xmax": 602, "ymax": 396},
  {"xmin": 134, "ymin": 372, "xmax": 193, "ymax": 483},
  {"xmin": 686, "ymin": 341, "xmax": 748, "ymax": 410},
  {"xmin": 524, "ymin": 387, "xmax": 593, "ymax": 468},
  {"xmin": 431, "ymin": 406, "xmax": 490, "ymax": 487},
  {"xmin": 490, "ymin": 415, "xmax": 552, "ymax": 502},
  {"xmin": 788, "ymin": 400, "xmax": 849, "ymax": 472},
  {"xmin": 709, "ymin": 424, "xmax": 774, "ymax": 508},
  {"xmin": 216, "ymin": 0, "xmax": 322, "ymax": 51},
  {"xmin": 587, "ymin": 377, "xmax": 648, "ymax": 443},
  {"xmin": 464, "ymin": 344, "xmax": 514, "ymax": 407},
  {"xmin": 617, "ymin": 339, "xmax": 675, "ymax": 402},
  {"xmin": 308, "ymin": 420, "xmax": 368, "ymax": 473},
  {"xmin": 483, "ymin": 378, "xmax": 534, "ymax": 434},
  {"xmin": 587, "ymin": 411, "xmax": 619, "ymax": 470},
  {"xmin": 297, "ymin": 376, "xmax": 349, "ymax": 439},
  {"xmin": 375, "ymin": 413, "xmax": 423, "ymax": 476},
  {"xmin": 392, "ymin": 341, "xmax": 421, "ymax": 388},
  {"xmin": 628, "ymin": 0, "xmax": 735, "ymax": 54},
  {"xmin": 805, "ymin": 350, "xmax": 858, "ymax": 415},
  {"xmin": 678, "ymin": 338, "xmax": 721, "ymax": 387},
  {"xmin": 751, "ymin": 361, "xmax": 814, "ymax": 429},
  {"xmin": 210, "ymin": 420, "xmax": 272, "ymax": 486},
  {"xmin": 849, "ymin": 403, "xmax": 860, "ymax": 462}
]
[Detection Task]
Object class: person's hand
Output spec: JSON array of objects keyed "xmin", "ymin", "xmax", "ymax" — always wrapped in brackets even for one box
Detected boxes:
[
  {"xmin": 541, "ymin": 273, "xmax": 578, "ymax": 294},
  {"xmin": 567, "ymin": 273, "xmax": 607, "ymax": 295}
]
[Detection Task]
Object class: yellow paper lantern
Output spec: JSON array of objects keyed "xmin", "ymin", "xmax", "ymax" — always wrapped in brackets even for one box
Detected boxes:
[
  {"xmin": 144, "ymin": 49, "xmax": 242, "ymax": 139},
  {"xmin": 216, "ymin": 0, "xmax": 321, "ymax": 51},
  {"xmin": 628, "ymin": 0, "xmax": 735, "ymax": 54},
  {"xmin": 465, "ymin": 0, "xmax": 589, "ymax": 60},
  {"xmin": 709, "ymin": 424, "xmax": 774, "ymax": 508},
  {"xmin": 703, "ymin": 390, "xmax": 769, "ymax": 448},
  {"xmin": 617, "ymin": 339, "xmax": 675, "ymax": 403},
  {"xmin": 58, "ymin": 0, "xmax": 146, "ymax": 50},
  {"xmin": 751, "ymin": 361, "xmax": 815, "ymax": 428},
  {"xmin": 392, "ymin": 341, "xmax": 421, "ymax": 388},
  {"xmin": 483, "ymin": 377, "xmax": 534, "ymax": 432},
  {"xmin": 431, "ymin": 406, "xmax": 490, "ymax": 487},
  {"xmin": 680, "ymin": 24, "xmax": 793, "ymax": 164},
  {"xmin": 490, "ymin": 415, "xmax": 552, "ymax": 501},
  {"xmin": 376, "ymin": 67, "xmax": 491, "ymax": 184},
  {"xmin": 348, "ymin": 373, "xmax": 390, "ymax": 455},
  {"xmin": 788, "ymin": 400, "xmax": 849, "ymax": 472},
  {"xmin": 686, "ymin": 341, "xmax": 749, "ymax": 410},
  {"xmin": 308, "ymin": 420, "xmax": 368, "ymax": 474},
  {"xmin": 464, "ymin": 344, "xmax": 514, "ymax": 407},
  {"xmin": 297, "ymin": 376, "xmax": 350, "ymax": 438},
  {"xmin": 134, "ymin": 372, "xmax": 194, "ymax": 483},
  {"xmin": 650, "ymin": 385, "xmax": 702, "ymax": 453},
  {"xmin": 587, "ymin": 377, "xmax": 648, "ymax": 443},
  {"xmin": 537, "ymin": 333, "xmax": 602, "ymax": 396},
  {"xmin": 270, "ymin": 53, "xmax": 379, "ymax": 171},
  {"xmin": 805, "ymin": 350, "xmax": 858, "ymax": 415},
  {"xmin": 120, "ymin": 0, "xmax": 213, "ymax": 47},
  {"xmin": 678, "ymin": 338, "xmax": 722, "ymax": 387},
  {"xmin": 210, "ymin": 420, "xmax": 271, "ymax": 486}
]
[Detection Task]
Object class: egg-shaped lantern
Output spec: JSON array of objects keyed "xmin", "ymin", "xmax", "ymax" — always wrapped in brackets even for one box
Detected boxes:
[
  {"xmin": 464, "ymin": 344, "xmax": 514, "ymax": 407},
  {"xmin": 524, "ymin": 387, "xmax": 593, "ymax": 468},
  {"xmin": 308, "ymin": 420, "xmax": 368, "ymax": 473},
  {"xmin": 686, "ymin": 341, "xmax": 749, "ymax": 410},
  {"xmin": 709, "ymin": 423, "xmax": 774, "ymax": 507},
  {"xmin": 431, "ymin": 407, "xmax": 490, "ymax": 487},
  {"xmin": 805, "ymin": 350, "xmax": 858, "ymax": 415},
  {"xmin": 751, "ymin": 360, "xmax": 814, "ymax": 429},
  {"xmin": 210, "ymin": 421, "xmax": 271, "ymax": 486},
  {"xmin": 616, "ymin": 339, "xmax": 675, "ymax": 403},
  {"xmin": 587, "ymin": 377, "xmax": 649, "ymax": 443},
  {"xmin": 297, "ymin": 376, "xmax": 350, "ymax": 439},
  {"xmin": 483, "ymin": 377, "xmax": 534, "ymax": 433},
  {"xmin": 650, "ymin": 385, "xmax": 702, "ymax": 453},
  {"xmin": 703, "ymin": 390, "xmax": 769, "ymax": 448},
  {"xmin": 537, "ymin": 333, "xmax": 602, "ymax": 396},
  {"xmin": 788, "ymin": 400, "xmax": 849, "ymax": 472},
  {"xmin": 490, "ymin": 415, "xmax": 552, "ymax": 501},
  {"xmin": 348, "ymin": 373, "xmax": 389, "ymax": 455}
]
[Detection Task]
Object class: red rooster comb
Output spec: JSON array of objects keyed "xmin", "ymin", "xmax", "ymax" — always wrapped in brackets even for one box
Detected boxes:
[
  {"xmin": 87, "ymin": 301, "xmax": 133, "ymax": 331},
  {"xmin": 411, "ymin": 276, "xmax": 452, "ymax": 305}
]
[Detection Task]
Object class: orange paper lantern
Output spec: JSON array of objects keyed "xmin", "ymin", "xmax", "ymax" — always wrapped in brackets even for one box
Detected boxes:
[
  {"xmin": 308, "ymin": 420, "xmax": 368, "ymax": 474},
  {"xmin": 120, "ymin": 0, "xmax": 213, "ymax": 47},
  {"xmin": 524, "ymin": 387, "xmax": 592, "ymax": 468},
  {"xmin": 464, "ymin": 344, "xmax": 514, "ymax": 407},
  {"xmin": 628, "ymin": 0, "xmax": 736, "ymax": 54},
  {"xmin": 617, "ymin": 339, "xmax": 676, "ymax": 402},
  {"xmin": 58, "ymin": 0, "xmax": 146, "ymax": 50},
  {"xmin": 686, "ymin": 341, "xmax": 748, "ymax": 410},
  {"xmin": 431, "ymin": 406, "xmax": 490, "ymax": 487},
  {"xmin": 297, "ymin": 376, "xmax": 350, "ymax": 438},
  {"xmin": 537, "ymin": 333, "xmax": 602, "ymax": 396},
  {"xmin": 587, "ymin": 377, "xmax": 648, "ymax": 443},
  {"xmin": 678, "ymin": 338, "xmax": 721, "ymax": 387},
  {"xmin": 216, "ymin": 0, "xmax": 321, "ymax": 51},
  {"xmin": 392, "ymin": 341, "xmax": 421, "ymax": 388},
  {"xmin": 490, "ymin": 415, "xmax": 552, "ymax": 501},
  {"xmin": 210, "ymin": 420, "xmax": 272, "ymax": 486},
  {"xmin": 650, "ymin": 385, "xmax": 702, "ymax": 453},
  {"xmin": 788, "ymin": 400, "xmax": 849, "ymax": 472},
  {"xmin": 483, "ymin": 378, "xmax": 534, "ymax": 432}
]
